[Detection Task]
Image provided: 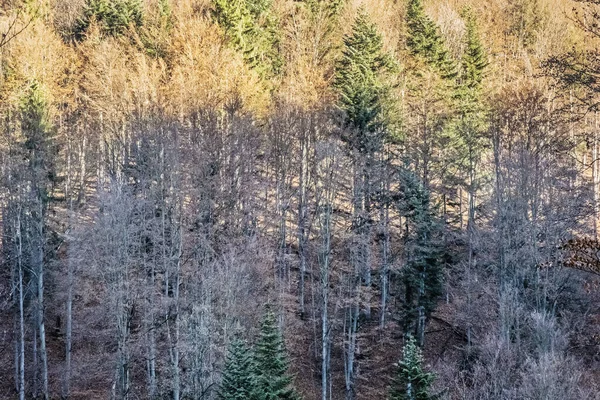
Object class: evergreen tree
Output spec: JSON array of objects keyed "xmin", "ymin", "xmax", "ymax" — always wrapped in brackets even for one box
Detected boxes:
[
  {"xmin": 218, "ymin": 339, "xmax": 256, "ymax": 400},
  {"xmin": 450, "ymin": 8, "xmax": 488, "ymax": 228},
  {"xmin": 303, "ymin": 0, "xmax": 345, "ymax": 19},
  {"xmin": 74, "ymin": 0, "xmax": 144, "ymax": 40},
  {"xmin": 403, "ymin": 0, "xmax": 456, "ymax": 191},
  {"xmin": 389, "ymin": 335, "xmax": 438, "ymax": 400},
  {"xmin": 140, "ymin": 0, "xmax": 173, "ymax": 58},
  {"xmin": 334, "ymin": 9, "xmax": 397, "ymax": 150},
  {"xmin": 396, "ymin": 168, "xmax": 443, "ymax": 346},
  {"xmin": 405, "ymin": 0, "xmax": 455, "ymax": 79},
  {"xmin": 17, "ymin": 80, "xmax": 57, "ymax": 400},
  {"xmin": 456, "ymin": 8, "xmax": 488, "ymax": 112},
  {"xmin": 252, "ymin": 309, "xmax": 300, "ymax": 400},
  {"xmin": 212, "ymin": 0, "xmax": 282, "ymax": 78},
  {"xmin": 20, "ymin": 81, "xmax": 57, "ymax": 197}
]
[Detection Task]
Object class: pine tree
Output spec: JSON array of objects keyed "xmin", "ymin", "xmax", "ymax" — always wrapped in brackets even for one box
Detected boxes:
[
  {"xmin": 74, "ymin": 0, "xmax": 144, "ymax": 40},
  {"xmin": 456, "ymin": 8, "xmax": 488, "ymax": 112},
  {"xmin": 212, "ymin": 0, "xmax": 282, "ymax": 78},
  {"xmin": 218, "ymin": 339, "xmax": 256, "ymax": 400},
  {"xmin": 403, "ymin": 0, "xmax": 456, "ymax": 191},
  {"xmin": 396, "ymin": 168, "xmax": 443, "ymax": 346},
  {"xmin": 252, "ymin": 309, "xmax": 300, "ymax": 400},
  {"xmin": 405, "ymin": 0, "xmax": 455, "ymax": 79},
  {"xmin": 389, "ymin": 335, "xmax": 438, "ymax": 400},
  {"xmin": 451, "ymin": 8, "xmax": 488, "ymax": 228},
  {"xmin": 20, "ymin": 81, "xmax": 57, "ymax": 200},
  {"xmin": 334, "ymin": 9, "xmax": 397, "ymax": 150},
  {"xmin": 334, "ymin": 15, "xmax": 397, "ymax": 395}
]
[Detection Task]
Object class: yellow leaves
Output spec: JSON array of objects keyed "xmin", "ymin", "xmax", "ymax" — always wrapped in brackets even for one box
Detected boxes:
[
  {"xmin": 277, "ymin": 59, "xmax": 329, "ymax": 109},
  {"xmin": 0, "ymin": 13, "xmax": 76, "ymax": 119},
  {"xmin": 167, "ymin": 13, "xmax": 270, "ymax": 116}
]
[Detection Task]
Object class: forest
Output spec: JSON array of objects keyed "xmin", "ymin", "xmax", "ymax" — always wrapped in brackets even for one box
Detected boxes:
[{"xmin": 0, "ymin": 0, "xmax": 599, "ymax": 399}]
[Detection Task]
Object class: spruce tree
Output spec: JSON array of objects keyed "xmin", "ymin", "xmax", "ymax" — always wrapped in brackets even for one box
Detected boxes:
[
  {"xmin": 218, "ymin": 339, "xmax": 256, "ymax": 400},
  {"xmin": 252, "ymin": 309, "xmax": 300, "ymax": 400},
  {"xmin": 451, "ymin": 8, "xmax": 488, "ymax": 228},
  {"xmin": 20, "ymin": 81, "xmax": 57, "ymax": 197},
  {"xmin": 212, "ymin": 0, "xmax": 282, "ymax": 78},
  {"xmin": 396, "ymin": 168, "xmax": 443, "ymax": 346},
  {"xmin": 300, "ymin": 0, "xmax": 346, "ymax": 66},
  {"xmin": 389, "ymin": 335, "xmax": 438, "ymax": 400},
  {"xmin": 74, "ymin": 0, "xmax": 144, "ymax": 40},
  {"xmin": 403, "ymin": 0, "xmax": 456, "ymax": 191},
  {"xmin": 405, "ymin": 0, "xmax": 455, "ymax": 79},
  {"xmin": 456, "ymin": 8, "xmax": 488, "ymax": 112},
  {"xmin": 334, "ymin": 9, "xmax": 397, "ymax": 150}
]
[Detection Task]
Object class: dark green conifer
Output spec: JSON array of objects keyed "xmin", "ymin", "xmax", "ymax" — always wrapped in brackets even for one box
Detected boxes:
[
  {"xmin": 252, "ymin": 309, "xmax": 300, "ymax": 400},
  {"xmin": 406, "ymin": 0, "xmax": 455, "ymax": 79},
  {"xmin": 396, "ymin": 169, "xmax": 443, "ymax": 345},
  {"xmin": 455, "ymin": 8, "xmax": 488, "ymax": 113},
  {"xmin": 389, "ymin": 335, "xmax": 438, "ymax": 400},
  {"xmin": 20, "ymin": 81, "xmax": 57, "ymax": 195},
  {"xmin": 212, "ymin": 0, "xmax": 282, "ymax": 78},
  {"xmin": 334, "ymin": 9, "xmax": 397, "ymax": 151},
  {"xmin": 218, "ymin": 339, "xmax": 256, "ymax": 400},
  {"xmin": 450, "ymin": 9, "xmax": 488, "ymax": 227},
  {"xmin": 74, "ymin": 0, "xmax": 144, "ymax": 40}
]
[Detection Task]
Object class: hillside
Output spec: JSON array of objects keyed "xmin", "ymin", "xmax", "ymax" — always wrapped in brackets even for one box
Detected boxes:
[{"xmin": 0, "ymin": 0, "xmax": 599, "ymax": 399}]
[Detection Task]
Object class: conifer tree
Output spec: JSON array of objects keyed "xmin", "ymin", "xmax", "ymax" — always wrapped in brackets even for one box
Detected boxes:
[
  {"xmin": 335, "ymin": 14, "xmax": 397, "ymax": 395},
  {"xmin": 218, "ymin": 339, "xmax": 256, "ymax": 400},
  {"xmin": 452, "ymin": 8, "xmax": 488, "ymax": 229},
  {"xmin": 252, "ymin": 309, "xmax": 300, "ymax": 400},
  {"xmin": 403, "ymin": 0, "xmax": 456, "ymax": 190},
  {"xmin": 456, "ymin": 8, "xmax": 488, "ymax": 112},
  {"xmin": 449, "ymin": 9, "xmax": 488, "ymax": 347},
  {"xmin": 396, "ymin": 168, "xmax": 443, "ymax": 346},
  {"xmin": 406, "ymin": 0, "xmax": 455, "ymax": 79},
  {"xmin": 334, "ymin": 9, "xmax": 397, "ymax": 150},
  {"xmin": 300, "ymin": 0, "xmax": 346, "ymax": 66},
  {"xmin": 212, "ymin": 0, "xmax": 282, "ymax": 78},
  {"xmin": 74, "ymin": 0, "xmax": 144, "ymax": 40},
  {"xmin": 389, "ymin": 335, "xmax": 438, "ymax": 400},
  {"xmin": 17, "ymin": 80, "xmax": 57, "ymax": 400}
]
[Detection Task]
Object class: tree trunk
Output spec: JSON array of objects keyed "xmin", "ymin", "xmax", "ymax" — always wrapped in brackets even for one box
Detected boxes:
[
  {"xmin": 17, "ymin": 209, "xmax": 25, "ymax": 400},
  {"xmin": 64, "ymin": 228, "xmax": 74, "ymax": 399},
  {"xmin": 379, "ymin": 150, "xmax": 390, "ymax": 329},
  {"xmin": 298, "ymin": 129, "xmax": 309, "ymax": 318},
  {"xmin": 35, "ymin": 202, "xmax": 49, "ymax": 400},
  {"xmin": 593, "ymin": 113, "xmax": 599, "ymax": 239}
]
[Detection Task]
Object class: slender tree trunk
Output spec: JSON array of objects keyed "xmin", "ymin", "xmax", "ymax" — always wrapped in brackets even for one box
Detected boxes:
[
  {"xmin": 344, "ymin": 304, "xmax": 358, "ymax": 400},
  {"xmin": 36, "ymin": 202, "xmax": 49, "ymax": 400},
  {"xmin": 319, "ymin": 202, "xmax": 331, "ymax": 400},
  {"xmin": 593, "ymin": 113, "xmax": 599, "ymax": 239},
  {"xmin": 33, "ymin": 321, "xmax": 38, "ymax": 399},
  {"xmin": 78, "ymin": 135, "xmax": 87, "ymax": 205},
  {"xmin": 379, "ymin": 150, "xmax": 390, "ymax": 329},
  {"xmin": 64, "ymin": 246, "xmax": 73, "ymax": 398},
  {"xmin": 298, "ymin": 129, "xmax": 309, "ymax": 318},
  {"xmin": 466, "ymin": 151, "xmax": 476, "ymax": 347},
  {"xmin": 17, "ymin": 209, "xmax": 25, "ymax": 400},
  {"xmin": 64, "ymin": 129, "xmax": 75, "ymax": 399},
  {"xmin": 172, "ymin": 233, "xmax": 182, "ymax": 400}
]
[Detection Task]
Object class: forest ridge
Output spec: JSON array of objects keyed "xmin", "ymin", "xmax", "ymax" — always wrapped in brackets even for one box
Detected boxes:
[{"xmin": 0, "ymin": 0, "xmax": 599, "ymax": 399}]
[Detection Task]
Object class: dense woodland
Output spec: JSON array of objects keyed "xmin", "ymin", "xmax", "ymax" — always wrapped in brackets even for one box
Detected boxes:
[{"xmin": 0, "ymin": 0, "xmax": 600, "ymax": 399}]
